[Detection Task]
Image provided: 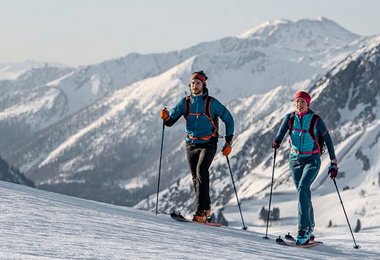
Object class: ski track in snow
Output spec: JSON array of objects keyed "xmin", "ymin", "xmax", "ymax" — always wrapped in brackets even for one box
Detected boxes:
[{"xmin": 0, "ymin": 181, "xmax": 379, "ymax": 259}]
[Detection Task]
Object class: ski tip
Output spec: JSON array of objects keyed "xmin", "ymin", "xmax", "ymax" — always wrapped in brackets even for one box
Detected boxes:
[{"xmin": 275, "ymin": 237, "xmax": 289, "ymax": 246}]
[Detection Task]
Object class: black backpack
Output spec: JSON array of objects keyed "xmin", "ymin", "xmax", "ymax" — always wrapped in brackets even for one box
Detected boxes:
[{"xmin": 288, "ymin": 112, "xmax": 326, "ymax": 154}]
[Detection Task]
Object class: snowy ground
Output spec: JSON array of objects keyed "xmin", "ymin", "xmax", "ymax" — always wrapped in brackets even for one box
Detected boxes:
[{"xmin": 0, "ymin": 181, "xmax": 379, "ymax": 259}]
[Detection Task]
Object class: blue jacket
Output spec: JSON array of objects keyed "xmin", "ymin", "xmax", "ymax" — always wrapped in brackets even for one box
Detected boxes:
[
  {"xmin": 165, "ymin": 91, "xmax": 234, "ymax": 144},
  {"xmin": 274, "ymin": 110, "xmax": 336, "ymax": 160}
]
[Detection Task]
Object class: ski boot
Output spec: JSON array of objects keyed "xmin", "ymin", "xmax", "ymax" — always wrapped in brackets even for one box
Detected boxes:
[
  {"xmin": 309, "ymin": 228, "xmax": 315, "ymax": 241},
  {"xmin": 296, "ymin": 229, "xmax": 310, "ymax": 245},
  {"xmin": 192, "ymin": 210, "xmax": 212, "ymax": 223}
]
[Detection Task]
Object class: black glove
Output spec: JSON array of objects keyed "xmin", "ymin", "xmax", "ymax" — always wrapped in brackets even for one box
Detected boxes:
[
  {"xmin": 272, "ymin": 140, "xmax": 280, "ymax": 149},
  {"xmin": 328, "ymin": 160, "xmax": 338, "ymax": 179}
]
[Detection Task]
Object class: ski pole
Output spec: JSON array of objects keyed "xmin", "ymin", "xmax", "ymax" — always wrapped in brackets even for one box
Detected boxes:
[
  {"xmin": 155, "ymin": 120, "xmax": 165, "ymax": 215},
  {"xmin": 226, "ymin": 156, "xmax": 247, "ymax": 230},
  {"xmin": 333, "ymin": 179, "xmax": 360, "ymax": 249},
  {"xmin": 263, "ymin": 148, "xmax": 276, "ymax": 239}
]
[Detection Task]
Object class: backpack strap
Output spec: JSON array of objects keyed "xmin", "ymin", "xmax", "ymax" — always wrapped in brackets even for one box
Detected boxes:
[
  {"xmin": 204, "ymin": 96, "xmax": 212, "ymax": 119},
  {"xmin": 184, "ymin": 96, "xmax": 191, "ymax": 119},
  {"xmin": 309, "ymin": 114, "xmax": 319, "ymax": 140},
  {"xmin": 288, "ymin": 112, "xmax": 295, "ymax": 135},
  {"xmin": 204, "ymin": 96, "xmax": 218, "ymax": 137},
  {"xmin": 309, "ymin": 114, "xmax": 322, "ymax": 153}
]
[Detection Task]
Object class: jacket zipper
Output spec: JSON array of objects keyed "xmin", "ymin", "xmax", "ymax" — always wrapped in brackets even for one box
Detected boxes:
[{"xmin": 194, "ymin": 97, "xmax": 199, "ymax": 136}]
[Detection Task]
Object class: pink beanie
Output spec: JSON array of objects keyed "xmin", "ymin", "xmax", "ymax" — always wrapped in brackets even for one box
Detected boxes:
[{"xmin": 294, "ymin": 91, "xmax": 311, "ymax": 106}]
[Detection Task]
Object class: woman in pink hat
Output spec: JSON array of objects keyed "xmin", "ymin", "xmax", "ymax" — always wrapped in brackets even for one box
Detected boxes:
[{"xmin": 272, "ymin": 90, "xmax": 338, "ymax": 245}]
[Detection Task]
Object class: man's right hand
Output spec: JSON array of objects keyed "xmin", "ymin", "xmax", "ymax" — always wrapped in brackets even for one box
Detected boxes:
[
  {"xmin": 222, "ymin": 143, "xmax": 232, "ymax": 157},
  {"xmin": 160, "ymin": 108, "xmax": 170, "ymax": 121}
]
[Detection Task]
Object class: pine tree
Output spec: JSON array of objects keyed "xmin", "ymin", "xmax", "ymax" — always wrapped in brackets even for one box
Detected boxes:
[
  {"xmin": 271, "ymin": 207, "xmax": 280, "ymax": 221},
  {"xmin": 259, "ymin": 206, "xmax": 268, "ymax": 221}
]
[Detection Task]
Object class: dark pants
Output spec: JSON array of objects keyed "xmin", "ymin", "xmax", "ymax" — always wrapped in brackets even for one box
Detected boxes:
[
  {"xmin": 185, "ymin": 142, "xmax": 217, "ymax": 213},
  {"xmin": 289, "ymin": 154, "xmax": 320, "ymax": 231}
]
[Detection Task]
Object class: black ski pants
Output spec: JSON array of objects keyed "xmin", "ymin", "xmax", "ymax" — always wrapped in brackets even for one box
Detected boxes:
[{"xmin": 185, "ymin": 142, "xmax": 217, "ymax": 213}]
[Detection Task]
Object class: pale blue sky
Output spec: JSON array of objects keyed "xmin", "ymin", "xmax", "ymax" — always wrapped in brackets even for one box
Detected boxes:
[{"xmin": 1, "ymin": 0, "xmax": 379, "ymax": 66}]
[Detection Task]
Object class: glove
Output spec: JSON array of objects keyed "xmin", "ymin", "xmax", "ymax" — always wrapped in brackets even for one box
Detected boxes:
[
  {"xmin": 160, "ymin": 108, "xmax": 170, "ymax": 121},
  {"xmin": 272, "ymin": 140, "xmax": 280, "ymax": 149},
  {"xmin": 222, "ymin": 143, "xmax": 232, "ymax": 157},
  {"xmin": 328, "ymin": 160, "xmax": 338, "ymax": 179}
]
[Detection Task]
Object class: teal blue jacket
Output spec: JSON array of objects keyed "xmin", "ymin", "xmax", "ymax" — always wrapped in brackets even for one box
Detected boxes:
[
  {"xmin": 274, "ymin": 110, "xmax": 336, "ymax": 160},
  {"xmin": 165, "ymin": 91, "xmax": 234, "ymax": 144}
]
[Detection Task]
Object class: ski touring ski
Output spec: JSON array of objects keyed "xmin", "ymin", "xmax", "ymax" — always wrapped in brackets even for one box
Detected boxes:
[
  {"xmin": 170, "ymin": 212, "xmax": 222, "ymax": 227},
  {"xmin": 276, "ymin": 233, "xmax": 323, "ymax": 248}
]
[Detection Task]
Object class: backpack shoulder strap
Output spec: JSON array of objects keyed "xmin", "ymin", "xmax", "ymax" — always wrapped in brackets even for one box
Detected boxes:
[
  {"xmin": 309, "ymin": 113, "xmax": 326, "ymax": 154},
  {"xmin": 288, "ymin": 112, "xmax": 295, "ymax": 135},
  {"xmin": 184, "ymin": 96, "xmax": 190, "ymax": 119},
  {"xmin": 205, "ymin": 96, "xmax": 213, "ymax": 119},
  {"xmin": 205, "ymin": 96, "xmax": 219, "ymax": 137},
  {"xmin": 309, "ymin": 114, "xmax": 319, "ymax": 140}
]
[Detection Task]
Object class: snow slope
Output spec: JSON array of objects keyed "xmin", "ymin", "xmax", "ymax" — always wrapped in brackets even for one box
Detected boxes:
[{"xmin": 0, "ymin": 181, "xmax": 379, "ymax": 259}]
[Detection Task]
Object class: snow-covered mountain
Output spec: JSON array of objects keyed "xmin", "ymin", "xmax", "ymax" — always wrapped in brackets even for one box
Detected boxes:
[
  {"xmin": 0, "ymin": 66, "xmax": 75, "ymax": 149},
  {"xmin": 0, "ymin": 18, "xmax": 376, "ymax": 210},
  {"xmin": 0, "ymin": 18, "xmax": 365, "ymax": 139},
  {"xmin": 1, "ymin": 180, "xmax": 379, "ymax": 259},
  {"xmin": 239, "ymin": 17, "xmax": 359, "ymax": 50}
]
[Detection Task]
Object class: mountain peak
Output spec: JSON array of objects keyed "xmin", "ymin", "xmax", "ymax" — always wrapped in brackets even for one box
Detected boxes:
[
  {"xmin": 238, "ymin": 17, "xmax": 360, "ymax": 51},
  {"xmin": 240, "ymin": 17, "xmax": 359, "ymax": 39},
  {"xmin": 238, "ymin": 19, "xmax": 290, "ymax": 39}
]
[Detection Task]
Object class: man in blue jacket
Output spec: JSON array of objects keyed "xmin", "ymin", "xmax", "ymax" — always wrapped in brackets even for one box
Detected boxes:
[
  {"xmin": 272, "ymin": 90, "xmax": 338, "ymax": 245},
  {"xmin": 160, "ymin": 71, "xmax": 234, "ymax": 223}
]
